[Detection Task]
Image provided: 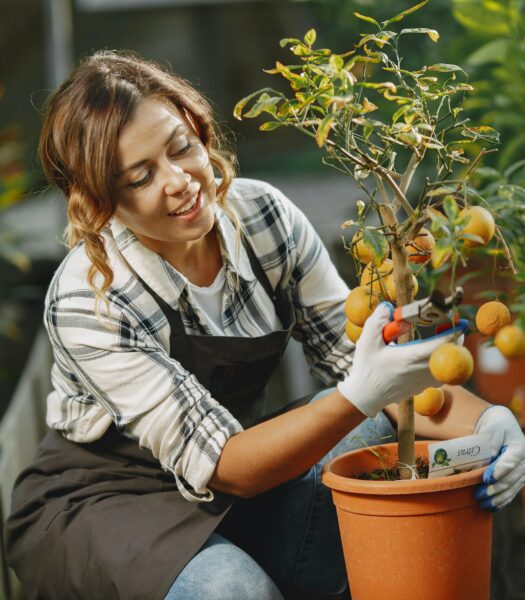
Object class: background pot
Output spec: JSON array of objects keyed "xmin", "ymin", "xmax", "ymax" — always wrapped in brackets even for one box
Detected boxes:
[{"xmin": 322, "ymin": 441, "xmax": 493, "ymax": 600}]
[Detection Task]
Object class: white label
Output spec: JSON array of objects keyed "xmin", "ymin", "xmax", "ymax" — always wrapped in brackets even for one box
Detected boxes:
[{"xmin": 428, "ymin": 434, "xmax": 492, "ymax": 478}]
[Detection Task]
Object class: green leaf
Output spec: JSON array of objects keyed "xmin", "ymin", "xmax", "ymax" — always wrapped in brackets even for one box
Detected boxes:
[
  {"xmin": 392, "ymin": 105, "xmax": 409, "ymax": 124},
  {"xmin": 274, "ymin": 61, "xmax": 309, "ymax": 90},
  {"xmin": 316, "ymin": 115, "xmax": 335, "ymax": 147},
  {"xmin": 233, "ymin": 89, "xmax": 270, "ymax": 120},
  {"xmin": 279, "ymin": 37, "xmax": 303, "ymax": 48},
  {"xmin": 461, "ymin": 126, "xmax": 500, "ymax": 144},
  {"xmin": 243, "ymin": 93, "xmax": 281, "ymax": 119},
  {"xmin": 329, "ymin": 54, "xmax": 344, "ymax": 73},
  {"xmin": 425, "ymin": 186, "xmax": 456, "ymax": 197},
  {"xmin": 431, "ymin": 239, "xmax": 453, "ymax": 268},
  {"xmin": 460, "ymin": 232, "xmax": 486, "ymax": 244},
  {"xmin": 397, "ymin": 130, "xmax": 422, "ymax": 147},
  {"xmin": 304, "ymin": 29, "xmax": 317, "ymax": 47},
  {"xmin": 428, "ymin": 63, "xmax": 466, "ymax": 74},
  {"xmin": 467, "ymin": 38, "xmax": 508, "ymax": 67},
  {"xmin": 353, "ymin": 12, "xmax": 380, "ymax": 28},
  {"xmin": 291, "ymin": 44, "xmax": 310, "ymax": 57},
  {"xmin": 259, "ymin": 121, "xmax": 284, "ymax": 131},
  {"xmin": 443, "ymin": 195, "xmax": 459, "ymax": 221},
  {"xmin": 400, "ymin": 28, "xmax": 440, "ymax": 42},
  {"xmin": 363, "ymin": 228, "xmax": 389, "ymax": 265},
  {"xmin": 383, "ymin": 0, "xmax": 430, "ymax": 25},
  {"xmin": 357, "ymin": 81, "xmax": 397, "ymax": 93}
]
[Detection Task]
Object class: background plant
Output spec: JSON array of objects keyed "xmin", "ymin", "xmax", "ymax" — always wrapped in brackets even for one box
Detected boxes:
[
  {"xmin": 0, "ymin": 96, "xmax": 33, "ymax": 341},
  {"xmin": 235, "ymin": 0, "xmax": 523, "ymax": 477},
  {"xmin": 451, "ymin": 0, "xmax": 525, "ymax": 169}
]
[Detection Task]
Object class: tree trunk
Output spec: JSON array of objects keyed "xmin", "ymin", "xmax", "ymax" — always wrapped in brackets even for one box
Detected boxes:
[
  {"xmin": 390, "ymin": 241, "xmax": 416, "ymax": 479},
  {"xmin": 378, "ymin": 202, "xmax": 416, "ymax": 479}
]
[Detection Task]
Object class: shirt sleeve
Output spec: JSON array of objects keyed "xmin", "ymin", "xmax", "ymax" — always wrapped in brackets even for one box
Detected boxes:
[
  {"xmin": 45, "ymin": 292, "xmax": 243, "ymax": 503},
  {"xmin": 267, "ymin": 185, "xmax": 355, "ymax": 384}
]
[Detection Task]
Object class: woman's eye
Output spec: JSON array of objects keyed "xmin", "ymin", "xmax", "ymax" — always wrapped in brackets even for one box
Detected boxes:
[
  {"xmin": 128, "ymin": 171, "xmax": 152, "ymax": 189},
  {"xmin": 170, "ymin": 142, "xmax": 192, "ymax": 157}
]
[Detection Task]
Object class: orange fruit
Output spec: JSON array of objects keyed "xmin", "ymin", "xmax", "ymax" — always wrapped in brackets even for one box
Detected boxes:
[
  {"xmin": 344, "ymin": 286, "xmax": 380, "ymax": 327},
  {"xmin": 345, "ymin": 320, "xmax": 363, "ymax": 343},
  {"xmin": 406, "ymin": 228, "xmax": 435, "ymax": 264},
  {"xmin": 384, "ymin": 273, "xmax": 419, "ymax": 302},
  {"xmin": 429, "ymin": 343, "xmax": 474, "ymax": 385},
  {"xmin": 475, "ymin": 301, "xmax": 511, "ymax": 336},
  {"xmin": 414, "ymin": 386, "xmax": 445, "ymax": 416},
  {"xmin": 460, "ymin": 206, "xmax": 496, "ymax": 247},
  {"xmin": 351, "ymin": 231, "xmax": 374, "ymax": 264},
  {"xmin": 360, "ymin": 258, "xmax": 393, "ymax": 295},
  {"xmin": 494, "ymin": 325, "xmax": 525, "ymax": 359}
]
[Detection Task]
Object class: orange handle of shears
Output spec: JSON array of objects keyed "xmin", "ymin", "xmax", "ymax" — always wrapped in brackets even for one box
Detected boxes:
[{"xmin": 382, "ymin": 306, "xmax": 411, "ymax": 343}]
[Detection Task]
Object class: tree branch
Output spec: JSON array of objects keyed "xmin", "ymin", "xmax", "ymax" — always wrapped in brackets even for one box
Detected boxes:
[{"xmin": 400, "ymin": 152, "xmax": 421, "ymax": 196}]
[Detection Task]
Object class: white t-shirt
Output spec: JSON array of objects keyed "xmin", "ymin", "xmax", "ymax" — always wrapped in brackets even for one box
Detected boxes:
[{"xmin": 187, "ymin": 267, "xmax": 227, "ymax": 335}]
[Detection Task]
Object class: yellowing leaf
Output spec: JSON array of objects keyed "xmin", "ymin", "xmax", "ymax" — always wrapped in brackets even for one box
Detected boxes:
[
  {"xmin": 362, "ymin": 98, "xmax": 379, "ymax": 113},
  {"xmin": 304, "ymin": 29, "xmax": 317, "ymax": 47},
  {"xmin": 353, "ymin": 12, "xmax": 380, "ymax": 28},
  {"xmin": 340, "ymin": 219, "xmax": 355, "ymax": 229},
  {"xmin": 400, "ymin": 28, "xmax": 440, "ymax": 42},
  {"xmin": 316, "ymin": 115, "xmax": 335, "ymax": 147}
]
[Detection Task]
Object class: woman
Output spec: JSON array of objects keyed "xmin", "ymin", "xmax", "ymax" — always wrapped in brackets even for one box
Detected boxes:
[{"xmin": 5, "ymin": 51, "xmax": 525, "ymax": 600}]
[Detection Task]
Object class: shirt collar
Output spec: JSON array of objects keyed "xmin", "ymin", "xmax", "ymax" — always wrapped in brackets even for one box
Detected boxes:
[
  {"xmin": 109, "ymin": 218, "xmax": 186, "ymax": 308},
  {"xmin": 213, "ymin": 203, "xmax": 255, "ymax": 285}
]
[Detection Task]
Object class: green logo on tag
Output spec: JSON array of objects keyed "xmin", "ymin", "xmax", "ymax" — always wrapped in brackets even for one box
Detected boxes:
[{"xmin": 432, "ymin": 448, "xmax": 450, "ymax": 467}]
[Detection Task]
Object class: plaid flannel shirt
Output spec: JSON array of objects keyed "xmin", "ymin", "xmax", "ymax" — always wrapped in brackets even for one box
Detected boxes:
[{"xmin": 44, "ymin": 178, "xmax": 353, "ymax": 502}]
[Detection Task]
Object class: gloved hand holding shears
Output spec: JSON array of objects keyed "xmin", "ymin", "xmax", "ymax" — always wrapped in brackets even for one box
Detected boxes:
[{"xmin": 337, "ymin": 301, "xmax": 468, "ymax": 418}]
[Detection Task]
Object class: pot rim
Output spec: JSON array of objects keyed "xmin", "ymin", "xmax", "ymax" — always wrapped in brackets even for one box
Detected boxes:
[{"xmin": 322, "ymin": 440, "xmax": 486, "ymax": 496}]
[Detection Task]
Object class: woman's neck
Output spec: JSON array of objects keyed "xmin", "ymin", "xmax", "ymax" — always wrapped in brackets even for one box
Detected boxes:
[{"xmin": 161, "ymin": 228, "xmax": 223, "ymax": 287}]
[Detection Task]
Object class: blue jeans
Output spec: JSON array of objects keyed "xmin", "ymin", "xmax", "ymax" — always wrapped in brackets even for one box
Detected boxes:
[{"xmin": 165, "ymin": 390, "xmax": 397, "ymax": 599}]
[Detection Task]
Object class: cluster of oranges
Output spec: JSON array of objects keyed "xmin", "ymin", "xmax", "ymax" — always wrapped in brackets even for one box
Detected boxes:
[
  {"xmin": 476, "ymin": 301, "xmax": 525, "ymax": 359},
  {"xmin": 344, "ymin": 204, "xmax": 524, "ymax": 417},
  {"xmin": 343, "ymin": 228, "xmax": 432, "ymax": 343}
]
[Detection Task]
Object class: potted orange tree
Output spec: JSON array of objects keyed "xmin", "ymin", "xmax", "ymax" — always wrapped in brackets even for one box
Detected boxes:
[{"xmin": 234, "ymin": 2, "xmax": 525, "ymax": 598}]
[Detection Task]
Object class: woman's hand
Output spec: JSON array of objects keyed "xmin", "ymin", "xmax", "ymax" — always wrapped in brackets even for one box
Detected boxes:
[
  {"xmin": 474, "ymin": 405, "xmax": 525, "ymax": 511},
  {"xmin": 338, "ymin": 302, "xmax": 468, "ymax": 418}
]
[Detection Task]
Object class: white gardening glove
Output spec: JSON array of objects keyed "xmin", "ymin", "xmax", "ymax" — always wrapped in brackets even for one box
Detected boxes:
[
  {"xmin": 474, "ymin": 405, "xmax": 525, "ymax": 511},
  {"xmin": 338, "ymin": 302, "xmax": 469, "ymax": 418}
]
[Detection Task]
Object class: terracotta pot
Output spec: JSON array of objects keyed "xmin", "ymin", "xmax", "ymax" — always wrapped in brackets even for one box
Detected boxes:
[{"xmin": 322, "ymin": 441, "xmax": 493, "ymax": 600}]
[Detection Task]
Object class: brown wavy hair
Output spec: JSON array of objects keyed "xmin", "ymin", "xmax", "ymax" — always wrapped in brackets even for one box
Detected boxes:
[{"xmin": 39, "ymin": 50, "xmax": 238, "ymax": 307}]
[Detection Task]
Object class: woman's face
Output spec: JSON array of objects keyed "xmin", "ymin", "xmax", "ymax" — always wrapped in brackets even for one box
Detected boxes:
[{"xmin": 114, "ymin": 97, "xmax": 217, "ymax": 254}]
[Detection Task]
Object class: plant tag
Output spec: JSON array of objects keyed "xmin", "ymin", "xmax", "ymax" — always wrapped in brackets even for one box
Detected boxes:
[{"xmin": 427, "ymin": 434, "xmax": 492, "ymax": 478}]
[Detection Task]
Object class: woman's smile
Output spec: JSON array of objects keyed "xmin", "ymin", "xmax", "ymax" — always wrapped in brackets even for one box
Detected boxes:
[{"xmin": 168, "ymin": 188, "xmax": 202, "ymax": 218}]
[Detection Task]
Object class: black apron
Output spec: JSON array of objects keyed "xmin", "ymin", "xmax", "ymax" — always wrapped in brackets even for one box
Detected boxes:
[{"xmin": 5, "ymin": 236, "xmax": 307, "ymax": 600}]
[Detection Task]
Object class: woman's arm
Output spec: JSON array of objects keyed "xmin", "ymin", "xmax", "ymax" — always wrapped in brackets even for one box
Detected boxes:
[
  {"xmin": 383, "ymin": 385, "xmax": 491, "ymax": 440},
  {"xmin": 209, "ymin": 389, "xmax": 365, "ymax": 498},
  {"xmin": 210, "ymin": 305, "xmax": 468, "ymax": 499}
]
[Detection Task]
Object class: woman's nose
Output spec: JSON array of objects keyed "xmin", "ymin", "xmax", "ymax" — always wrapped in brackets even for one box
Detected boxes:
[{"xmin": 162, "ymin": 164, "xmax": 192, "ymax": 196}]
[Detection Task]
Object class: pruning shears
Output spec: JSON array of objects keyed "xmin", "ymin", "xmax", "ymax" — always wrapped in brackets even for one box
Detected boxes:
[{"xmin": 382, "ymin": 286, "xmax": 464, "ymax": 344}]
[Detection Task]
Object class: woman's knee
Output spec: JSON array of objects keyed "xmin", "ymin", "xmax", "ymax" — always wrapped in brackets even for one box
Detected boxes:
[{"xmin": 165, "ymin": 533, "xmax": 284, "ymax": 600}]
